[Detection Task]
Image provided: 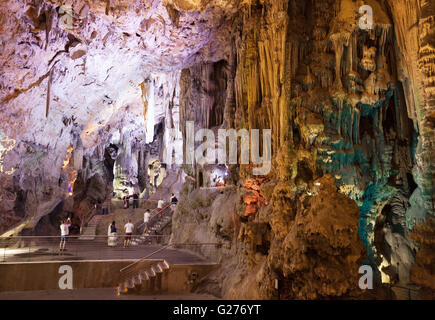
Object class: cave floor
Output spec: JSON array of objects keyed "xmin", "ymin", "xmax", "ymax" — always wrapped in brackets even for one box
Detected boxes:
[{"xmin": 0, "ymin": 240, "xmax": 211, "ymax": 265}]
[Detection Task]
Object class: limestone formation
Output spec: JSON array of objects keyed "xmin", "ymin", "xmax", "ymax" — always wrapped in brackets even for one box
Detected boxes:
[{"xmin": 0, "ymin": 0, "xmax": 433, "ymax": 299}]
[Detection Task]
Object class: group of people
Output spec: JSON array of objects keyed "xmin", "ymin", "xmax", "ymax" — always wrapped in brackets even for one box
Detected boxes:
[
  {"xmin": 123, "ymin": 191, "xmax": 139, "ymax": 209},
  {"xmin": 59, "ymin": 193, "xmax": 179, "ymax": 250},
  {"xmin": 107, "ymin": 220, "xmax": 135, "ymax": 248},
  {"xmin": 58, "ymin": 216, "xmax": 136, "ymax": 250}
]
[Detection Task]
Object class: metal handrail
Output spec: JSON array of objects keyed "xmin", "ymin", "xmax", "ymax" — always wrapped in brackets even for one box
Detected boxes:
[
  {"xmin": 0, "ymin": 234, "xmax": 169, "ymax": 240},
  {"xmin": 119, "ymin": 244, "xmax": 171, "ymax": 273},
  {"xmin": 137, "ymin": 203, "xmax": 173, "ymax": 230},
  {"xmin": 388, "ymin": 283, "xmax": 421, "ymax": 300},
  {"xmin": 80, "ymin": 209, "xmax": 97, "ymax": 234},
  {"xmin": 119, "ymin": 242, "xmax": 221, "ymax": 273},
  {"xmin": 111, "ymin": 199, "xmax": 159, "ymax": 202},
  {"xmin": 388, "ymin": 283, "xmax": 420, "ymax": 292},
  {"xmin": 0, "ymin": 234, "xmax": 172, "ymax": 263},
  {"xmin": 0, "ymin": 202, "xmax": 172, "ymax": 241},
  {"xmin": 118, "ymin": 242, "xmax": 221, "ymax": 284}
]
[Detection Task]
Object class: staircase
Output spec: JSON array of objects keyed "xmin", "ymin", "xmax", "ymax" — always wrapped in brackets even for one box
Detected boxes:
[
  {"xmin": 128, "ymin": 170, "xmax": 181, "ymax": 245},
  {"xmin": 117, "ymin": 260, "xmax": 170, "ymax": 295},
  {"xmin": 390, "ymin": 284, "xmax": 420, "ymax": 300},
  {"xmin": 78, "ymin": 215, "xmax": 103, "ymax": 240},
  {"xmin": 130, "ymin": 206, "xmax": 172, "ymax": 246}
]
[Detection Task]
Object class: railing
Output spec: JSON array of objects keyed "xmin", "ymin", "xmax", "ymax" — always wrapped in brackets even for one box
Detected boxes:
[
  {"xmin": 117, "ymin": 245, "xmax": 172, "ymax": 285},
  {"xmin": 136, "ymin": 203, "xmax": 173, "ymax": 233},
  {"xmin": 0, "ymin": 200, "xmax": 175, "ymax": 263},
  {"xmin": 110, "ymin": 198, "xmax": 159, "ymax": 210},
  {"xmin": 0, "ymin": 234, "xmax": 171, "ymax": 263},
  {"xmin": 117, "ymin": 242, "xmax": 221, "ymax": 287},
  {"xmin": 80, "ymin": 209, "xmax": 97, "ymax": 234},
  {"xmin": 388, "ymin": 283, "xmax": 421, "ymax": 300}
]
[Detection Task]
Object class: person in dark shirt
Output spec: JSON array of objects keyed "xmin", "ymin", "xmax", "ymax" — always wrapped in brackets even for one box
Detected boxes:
[
  {"xmin": 132, "ymin": 192, "xmax": 139, "ymax": 209},
  {"xmin": 170, "ymin": 193, "xmax": 178, "ymax": 213},
  {"xmin": 170, "ymin": 193, "xmax": 178, "ymax": 205}
]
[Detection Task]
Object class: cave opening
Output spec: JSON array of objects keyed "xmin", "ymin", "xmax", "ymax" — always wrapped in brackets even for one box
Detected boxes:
[
  {"xmin": 292, "ymin": 124, "xmax": 301, "ymax": 146},
  {"xmin": 208, "ymin": 60, "xmax": 228, "ymax": 128},
  {"xmin": 407, "ymin": 173, "xmax": 418, "ymax": 195},
  {"xmin": 384, "ymin": 99, "xmax": 396, "ymax": 136},
  {"xmin": 198, "ymin": 170, "xmax": 204, "ymax": 188},
  {"xmin": 359, "ymin": 115, "xmax": 374, "ymax": 139}
]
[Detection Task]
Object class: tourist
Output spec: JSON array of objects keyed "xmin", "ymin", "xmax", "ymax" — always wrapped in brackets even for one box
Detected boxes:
[
  {"xmin": 157, "ymin": 198, "xmax": 165, "ymax": 218},
  {"xmin": 170, "ymin": 193, "xmax": 178, "ymax": 205},
  {"xmin": 123, "ymin": 191, "xmax": 130, "ymax": 209},
  {"xmin": 170, "ymin": 193, "xmax": 178, "ymax": 212},
  {"xmin": 102, "ymin": 198, "xmax": 110, "ymax": 215},
  {"xmin": 143, "ymin": 209, "xmax": 151, "ymax": 234},
  {"xmin": 107, "ymin": 221, "xmax": 117, "ymax": 246},
  {"xmin": 96, "ymin": 200, "xmax": 102, "ymax": 214},
  {"xmin": 124, "ymin": 219, "xmax": 134, "ymax": 247},
  {"xmin": 59, "ymin": 218, "xmax": 71, "ymax": 251},
  {"xmin": 132, "ymin": 192, "xmax": 139, "ymax": 209},
  {"xmin": 154, "ymin": 172, "xmax": 159, "ymax": 187}
]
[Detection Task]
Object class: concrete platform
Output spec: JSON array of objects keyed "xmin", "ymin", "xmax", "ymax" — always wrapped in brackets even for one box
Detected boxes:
[
  {"xmin": 1, "ymin": 240, "xmax": 211, "ymax": 265},
  {"xmin": 0, "ymin": 241, "xmax": 219, "ymax": 297},
  {"xmin": 0, "ymin": 288, "xmax": 219, "ymax": 300}
]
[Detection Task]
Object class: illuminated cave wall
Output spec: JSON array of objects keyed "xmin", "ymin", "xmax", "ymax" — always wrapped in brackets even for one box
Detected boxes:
[
  {"xmin": 231, "ymin": 0, "xmax": 434, "ymax": 286},
  {"xmin": 0, "ymin": 0, "xmax": 433, "ymax": 298},
  {"xmin": 0, "ymin": 0, "xmax": 234, "ymax": 233},
  {"xmin": 170, "ymin": 0, "xmax": 434, "ymax": 298}
]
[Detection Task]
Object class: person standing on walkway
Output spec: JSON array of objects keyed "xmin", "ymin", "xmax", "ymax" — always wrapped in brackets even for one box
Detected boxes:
[
  {"xmin": 59, "ymin": 218, "xmax": 71, "ymax": 251},
  {"xmin": 102, "ymin": 198, "xmax": 111, "ymax": 215},
  {"xmin": 170, "ymin": 193, "xmax": 178, "ymax": 213},
  {"xmin": 123, "ymin": 191, "xmax": 130, "ymax": 209},
  {"xmin": 124, "ymin": 219, "xmax": 134, "ymax": 248},
  {"xmin": 157, "ymin": 199, "xmax": 164, "ymax": 218},
  {"xmin": 108, "ymin": 221, "xmax": 117, "ymax": 247},
  {"xmin": 143, "ymin": 209, "xmax": 151, "ymax": 234},
  {"xmin": 132, "ymin": 192, "xmax": 139, "ymax": 209}
]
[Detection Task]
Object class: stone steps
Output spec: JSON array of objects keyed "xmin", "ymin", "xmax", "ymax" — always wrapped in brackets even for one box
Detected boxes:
[
  {"xmin": 84, "ymin": 174, "xmax": 176, "ymax": 244},
  {"xmin": 391, "ymin": 284, "xmax": 420, "ymax": 300},
  {"xmin": 78, "ymin": 215, "xmax": 103, "ymax": 240},
  {"xmin": 116, "ymin": 261, "xmax": 170, "ymax": 295},
  {"xmin": 130, "ymin": 214, "xmax": 172, "ymax": 246}
]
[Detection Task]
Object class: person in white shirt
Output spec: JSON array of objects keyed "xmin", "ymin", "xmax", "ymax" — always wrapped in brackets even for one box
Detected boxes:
[
  {"xmin": 157, "ymin": 199, "xmax": 165, "ymax": 218},
  {"xmin": 124, "ymin": 219, "xmax": 134, "ymax": 247},
  {"xmin": 59, "ymin": 218, "xmax": 71, "ymax": 251},
  {"xmin": 143, "ymin": 210, "xmax": 151, "ymax": 233},
  {"xmin": 107, "ymin": 221, "xmax": 117, "ymax": 247}
]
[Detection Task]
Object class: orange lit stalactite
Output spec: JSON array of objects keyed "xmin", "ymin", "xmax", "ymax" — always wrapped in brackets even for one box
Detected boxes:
[
  {"xmin": 242, "ymin": 177, "xmax": 268, "ymax": 217},
  {"xmin": 62, "ymin": 146, "xmax": 77, "ymax": 196}
]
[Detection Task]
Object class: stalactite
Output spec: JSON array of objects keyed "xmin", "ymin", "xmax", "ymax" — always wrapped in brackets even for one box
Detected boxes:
[
  {"xmin": 73, "ymin": 146, "xmax": 83, "ymax": 172},
  {"xmin": 45, "ymin": 67, "xmax": 53, "ymax": 118},
  {"xmin": 139, "ymin": 80, "xmax": 149, "ymax": 127}
]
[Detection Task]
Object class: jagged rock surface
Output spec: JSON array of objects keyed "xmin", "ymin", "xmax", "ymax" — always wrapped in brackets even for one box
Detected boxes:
[{"xmin": 0, "ymin": 0, "xmax": 433, "ymax": 299}]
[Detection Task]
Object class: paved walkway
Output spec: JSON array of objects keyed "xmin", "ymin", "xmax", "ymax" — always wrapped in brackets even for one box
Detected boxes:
[
  {"xmin": 0, "ymin": 240, "xmax": 215, "ymax": 265},
  {"xmin": 0, "ymin": 288, "xmax": 219, "ymax": 300}
]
